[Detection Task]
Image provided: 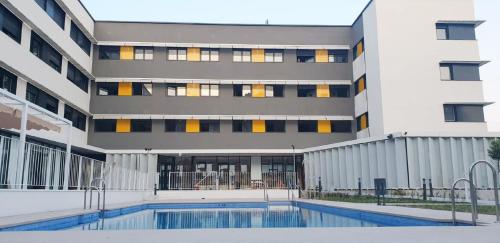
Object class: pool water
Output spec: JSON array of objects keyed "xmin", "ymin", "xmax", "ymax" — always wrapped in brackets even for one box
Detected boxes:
[{"xmin": 0, "ymin": 202, "xmax": 466, "ymax": 231}]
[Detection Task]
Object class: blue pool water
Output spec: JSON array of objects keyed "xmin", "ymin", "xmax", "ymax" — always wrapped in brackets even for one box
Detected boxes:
[{"xmin": 0, "ymin": 202, "xmax": 467, "ymax": 231}]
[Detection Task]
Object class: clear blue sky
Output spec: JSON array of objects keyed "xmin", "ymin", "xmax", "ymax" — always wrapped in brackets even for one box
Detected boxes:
[{"xmin": 80, "ymin": 0, "xmax": 500, "ymax": 131}]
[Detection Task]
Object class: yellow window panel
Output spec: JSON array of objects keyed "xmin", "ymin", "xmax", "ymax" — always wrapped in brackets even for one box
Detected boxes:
[
  {"xmin": 360, "ymin": 114, "xmax": 368, "ymax": 130},
  {"xmin": 315, "ymin": 49, "xmax": 328, "ymax": 63},
  {"xmin": 187, "ymin": 83, "xmax": 200, "ymax": 97},
  {"xmin": 317, "ymin": 84, "xmax": 330, "ymax": 98},
  {"xmin": 187, "ymin": 48, "xmax": 201, "ymax": 61},
  {"xmin": 118, "ymin": 82, "xmax": 132, "ymax": 96},
  {"xmin": 318, "ymin": 120, "xmax": 332, "ymax": 133},
  {"xmin": 120, "ymin": 46, "xmax": 134, "ymax": 60},
  {"xmin": 116, "ymin": 119, "xmax": 131, "ymax": 133},
  {"xmin": 252, "ymin": 120, "xmax": 266, "ymax": 133},
  {"xmin": 186, "ymin": 120, "xmax": 200, "ymax": 133},
  {"xmin": 356, "ymin": 41, "xmax": 364, "ymax": 57},
  {"xmin": 357, "ymin": 77, "xmax": 366, "ymax": 93},
  {"xmin": 252, "ymin": 84, "xmax": 265, "ymax": 98},
  {"xmin": 251, "ymin": 49, "xmax": 265, "ymax": 63}
]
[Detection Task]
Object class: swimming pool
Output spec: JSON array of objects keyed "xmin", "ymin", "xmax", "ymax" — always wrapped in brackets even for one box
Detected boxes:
[{"xmin": 0, "ymin": 201, "xmax": 468, "ymax": 231}]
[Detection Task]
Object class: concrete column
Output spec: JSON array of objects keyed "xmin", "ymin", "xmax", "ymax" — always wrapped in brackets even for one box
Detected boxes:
[
  {"xmin": 61, "ymin": 57, "xmax": 69, "ymax": 81},
  {"xmin": 250, "ymin": 156, "xmax": 261, "ymax": 180},
  {"xmin": 64, "ymin": 15, "xmax": 72, "ymax": 35},
  {"xmin": 15, "ymin": 78, "xmax": 27, "ymax": 99},
  {"xmin": 20, "ymin": 23, "xmax": 31, "ymax": 49}
]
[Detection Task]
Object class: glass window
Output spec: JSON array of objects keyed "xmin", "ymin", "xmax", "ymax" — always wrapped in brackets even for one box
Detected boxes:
[
  {"xmin": 436, "ymin": 25, "xmax": 448, "ymax": 40},
  {"xmin": 201, "ymin": 84, "xmax": 210, "ymax": 96},
  {"xmin": 265, "ymin": 49, "xmax": 283, "ymax": 63},
  {"xmin": 200, "ymin": 48, "xmax": 219, "ymax": 62},
  {"xmin": 297, "ymin": 50, "xmax": 315, "ymax": 63},
  {"xmin": 298, "ymin": 120, "xmax": 317, "ymax": 132},
  {"xmin": 330, "ymin": 85, "xmax": 350, "ymax": 98},
  {"xmin": 165, "ymin": 119, "xmax": 186, "ymax": 132},
  {"xmin": 328, "ymin": 50, "xmax": 348, "ymax": 63},
  {"xmin": 0, "ymin": 66, "xmax": 17, "ymax": 94},
  {"xmin": 356, "ymin": 113, "xmax": 369, "ymax": 131},
  {"xmin": 242, "ymin": 85, "xmax": 251, "ymax": 97},
  {"xmin": 0, "ymin": 4, "xmax": 22, "ymax": 43},
  {"xmin": 35, "ymin": 0, "xmax": 65, "ymax": 29},
  {"xmin": 99, "ymin": 46, "xmax": 120, "ymax": 60},
  {"xmin": 440, "ymin": 64, "xmax": 452, "ymax": 80},
  {"xmin": 210, "ymin": 85, "xmax": 219, "ymax": 96},
  {"xmin": 297, "ymin": 85, "xmax": 316, "ymax": 97},
  {"xmin": 64, "ymin": 104, "xmax": 86, "ymax": 131},
  {"xmin": 70, "ymin": 22, "xmax": 91, "ymax": 55},
  {"xmin": 30, "ymin": 31, "xmax": 62, "ymax": 73},
  {"xmin": 265, "ymin": 121, "xmax": 286, "ymax": 133},
  {"xmin": 201, "ymin": 49, "xmax": 210, "ymax": 61},
  {"xmin": 26, "ymin": 83, "xmax": 58, "ymax": 114},
  {"xmin": 131, "ymin": 120, "xmax": 152, "ymax": 132},
  {"xmin": 94, "ymin": 119, "xmax": 116, "ymax": 132},
  {"xmin": 134, "ymin": 47, "xmax": 153, "ymax": 60},
  {"xmin": 332, "ymin": 121, "xmax": 352, "ymax": 133},
  {"xmin": 166, "ymin": 84, "xmax": 187, "ymax": 96},
  {"xmin": 132, "ymin": 83, "xmax": 153, "ymax": 96},
  {"xmin": 168, "ymin": 48, "xmax": 187, "ymax": 61},
  {"xmin": 444, "ymin": 105, "xmax": 457, "ymax": 122},
  {"xmin": 200, "ymin": 120, "xmax": 220, "ymax": 133},
  {"xmin": 96, "ymin": 83, "xmax": 118, "ymax": 96},
  {"xmin": 265, "ymin": 85, "xmax": 274, "ymax": 97},
  {"xmin": 232, "ymin": 120, "xmax": 252, "ymax": 132},
  {"xmin": 233, "ymin": 49, "xmax": 251, "ymax": 62},
  {"xmin": 66, "ymin": 62, "xmax": 89, "ymax": 93}
]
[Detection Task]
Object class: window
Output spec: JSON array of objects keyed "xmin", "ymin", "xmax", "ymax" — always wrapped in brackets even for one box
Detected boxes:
[
  {"xmin": 166, "ymin": 84, "xmax": 187, "ymax": 96},
  {"xmin": 165, "ymin": 120, "xmax": 186, "ymax": 132},
  {"xmin": 298, "ymin": 120, "xmax": 317, "ymax": 132},
  {"xmin": 67, "ymin": 62, "xmax": 89, "ymax": 92},
  {"xmin": 264, "ymin": 50, "xmax": 283, "ymax": 62},
  {"xmin": 168, "ymin": 48, "xmax": 187, "ymax": 61},
  {"xmin": 132, "ymin": 83, "xmax": 153, "ymax": 96},
  {"xmin": 440, "ymin": 63, "xmax": 480, "ymax": 81},
  {"xmin": 0, "ymin": 66, "xmax": 17, "ymax": 94},
  {"xmin": 134, "ymin": 47, "xmax": 153, "ymax": 60},
  {"xmin": 297, "ymin": 50, "xmax": 315, "ymax": 63},
  {"xmin": 30, "ymin": 31, "xmax": 62, "ymax": 73},
  {"xmin": 0, "ymin": 4, "xmax": 22, "ymax": 43},
  {"xmin": 201, "ymin": 48, "xmax": 219, "ymax": 62},
  {"xmin": 328, "ymin": 50, "xmax": 348, "ymax": 63},
  {"xmin": 436, "ymin": 23, "xmax": 476, "ymax": 40},
  {"xmin": 265, "ymin": 85, "xmax": 284, "ymax": 97},
  {"xmin": 200, "ymin": 120, "xmax": 220, "ymax": 133},
  {"xmin": 99, "ymin": 46, "xmax": 120, "ymax": 60},
  {"xmin": 70, "ymin": 22, "xmax": 91, "ymax": 55},
  {"xmin": 200, "ymin": 84, "xmax": 219, "ymax": 97},
  {"xmin": 26, "ymin": 83, "xmax": 58, "ymax": 114},
  {"xmin": 356, "ymin": 113, "xmax": 369, "ymax": 132},
  {"xmin": 94, "ymin": 119, "xmax": 116, "ymax": 132},
  {"xmin": 96, "ymin": 83, "xmax": 118, "ymax": 96},
  {"xmin": 233, "ymin": 84, "xmax": 252, "ymax": 97},
  {"xmin": 265, "ymin": 121, "xmax": 286, "ymax": 133},
  {"xmin": 232, "ymin": 120, "xmax": 252, "ymax": 133},
  {"xmin": 354, "ymin": 76, "xmax": 366, "ymax": 95},
  {"xmin": 297, "ymin": 85, "xmax": 316, "ymax": 97},
  {"xmin": 332, "ymin": 121, "xmax": 352, "ymax": 133},
  {"xmin": 234, "ymin": 84, "xmax": 282, "ymax": 97},
  {"xmin": 353, "ymin": 39, "xmax": 364, "ymax": 59},
  {"xmin": 330, "ymin": 85, "xmax": 350, "ymax": 98},
  {"xmin": 233, "ymin": 49, "xmax": 251, "ymax": 62},
  {"xmin": 131, "ymin": 120, "xmax": 152, "ymax": 132},
  {"xmin": 443, "ymin": 104, "xmax": 485, "ymax": 122},
  {"xmin": 35, "ymin": 0, "xmax": 65, "ymax": 29},
  {"xmin": 64, "ymin": 105, "xmax": 86, "ymax": 131}
]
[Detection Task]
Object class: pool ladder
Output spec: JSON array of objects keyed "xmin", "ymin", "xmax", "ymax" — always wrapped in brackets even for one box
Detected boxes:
[
  {"xmin": 450, "ymin": 160, "xmax": 500, "ymax": 226},
  {"xmin": 83, "ymin": 178, "xmax": 107, "ymax": 214}
]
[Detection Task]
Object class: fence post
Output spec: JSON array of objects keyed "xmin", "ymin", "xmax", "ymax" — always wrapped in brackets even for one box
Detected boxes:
[
  {"xmin": 62, "ymin": 125, "xmax": 72, "ymax": 190},
  {"xmin": 89, "ymin": 160, "xmax": 94, "ymax": 189},
  {"xmin": 77, "ymin": 156, "xmax": 83, "ymax": 190},
  {"xmin": 44, "ymin": 149, "xmax": 53, "ymax": 190},
  {"xmin": 21, "ymin": 143, "xmax": 31, "ymax": 190}
]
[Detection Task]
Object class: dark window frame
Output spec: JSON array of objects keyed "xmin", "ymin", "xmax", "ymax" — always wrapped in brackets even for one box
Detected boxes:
[
  {"xmin": 66, "ymin": 62, "xmax": 89, "ymax": 93},
  {"xmin": 200, "ymin": 120, "xmax": 220, "ymax": 133},
  {"xmin": 0, "ymin": 4, "xmax": 22, "ymax": 43},
  {"xmin": 296, "ymin": 49, "xmax": 315, "ymax": 63},
  {"xmin": 297, "ymin": 85, "xmax": 317, "ymax": 97},
  {"xmin": 0, "ymin": 66, "xmax": 17, "ymax": 94},
  {"xmin": 330, "ymin": 85, "xmax": 350, "ymax": 98},
  {"xmin": 99, "ymin": 46, "xmax": 120, "ymax": 60},
  {"xmin": 328, "ymin": 50, "xmax": 349, "ymax": 63},
  {"xmin": 94, "ymin": 119, "xmax": 116, "ymax": 132},
  {"xmin": 132, "ymin": 83, "xmax": 153, "ymax": 96},
  {"xmin": 30, "ymin": 31, "xmax": 62, "ymax": 73},
  {"xmin": 265, "ymin": 120, "xmax": 286, "ymax": 133},
  {"xmin": 232, "ymin": 120, "xmax": 253, "ymax": 133},
  {"xmin": 26, "ymin": 83, "xmax": 58, "ymax": 114},
  {"xmin": 96, "ymin": 83, "xmax": 119, "ymax": 96},
  {"xmin": 165, "ymin": 119, "xmax": 186, "ymax": 132},
  {"xmin": 34, "ymin": 0, "xmax": 66, "ymax": 29},
  {"xmin": 298, "ymin": 120, "xmax": 317, "ymax": 133},
  {"xmin": 64, "ymin": 104, "xmax": 86, "ymax": 131},
  {"xmin": 70, "ymin": 21, "xmax": 91, "ymax": 55},
  {"xmin": 131, "ymin": 119, "xmax": 152, "ymax": 132},
  {"xmin": 332, "ymin": 120, "xmax": 352, "ymax": 133}
]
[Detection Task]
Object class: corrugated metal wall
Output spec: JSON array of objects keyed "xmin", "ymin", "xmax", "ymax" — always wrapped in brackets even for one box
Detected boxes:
[{"xmin": 304, "ymin": 136, "xmax": 499, "ymax": 191}]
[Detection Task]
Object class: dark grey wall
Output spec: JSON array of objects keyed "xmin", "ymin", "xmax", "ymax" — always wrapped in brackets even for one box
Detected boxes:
[
  {"xmin": 456, "ymin": 105, "xmax": 485, "ymax": 122},
  {"xmin": 94, "ymin": 22, "xmax": 351, "ymax": 45},
  {"xmin": 451, "ymin": 64, "xmax": 480, "ymax": 81},
  {"xmin": 93, "ymin": 48, "xmax": 353, "ymax": 80},
  {"xmin": 351, "ymin": 15, "xmax": 364, "ymax": 46},
  {"xmin": 88, "ymin": 120, "xmax": 355, "ymax": 150},
  {"xmin": 448, "ymin": 24, "xmax": 476, "ymax": 40},
  {"xmin": 90, "ymin": 84, "xmax": 354, "ymax": 116}
]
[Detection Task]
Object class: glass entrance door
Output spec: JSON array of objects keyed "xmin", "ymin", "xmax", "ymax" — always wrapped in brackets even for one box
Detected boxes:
[{"xmin": 158, "ymin": 156, "xmax": 175, "ymax": 190}]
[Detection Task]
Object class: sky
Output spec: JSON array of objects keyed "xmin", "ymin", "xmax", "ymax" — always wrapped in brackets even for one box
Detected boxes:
[{"xmin": 80, "ymin": 0, "xmax": 500, "ymax": 132}]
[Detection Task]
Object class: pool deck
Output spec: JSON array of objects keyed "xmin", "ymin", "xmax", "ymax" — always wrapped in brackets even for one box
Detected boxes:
[{"xmin": 0, "ymin": 199, "xmax": 499, "ymax": 243}]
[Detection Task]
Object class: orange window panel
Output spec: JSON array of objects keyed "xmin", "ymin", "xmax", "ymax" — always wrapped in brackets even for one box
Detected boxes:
[
  {"xmin": 118, "ymin": 82, "xmax": 132, "ymax": 96},
  {"xmin": 317, "ymin": 120, "xmax": 332, "ymax": 133},
  {"xmin": 357, "ymin": 77, "xmax": 366, "ymax": 94},
  {"xmin": 120, "ymin": 46, "xmax": 134, "ymax": 60},
  {"xmin": 187, "ymin": 48, "xmax": 201, "ymax": 61},
  {"xmin": 315, "ymin": 49, "xmax": 329, "ymax": 63},
  {"xmin": 186, "ymin": 120, "xmax": 200, "ymax": 133},
  {"xmin": 116, "ymin": 119, "xmax": 131, "ymax": 133},
  {"xmin": 187, "ymin": 83, "xmax": 200, "ymax": 97},
  {"xmin": 252, "ymin": 120, "xmax": 266, "ymax": 133},
  {"xmin": 360, "ymin": 114, "xmax": 368, "ymax": 130},
  {"xmin": 252, "ymin": 84, "xmax": 265, "ymax": 98},
  {"xmin": 316, "ymin": 84, "xmax": 330, "ymax": 98},
  {"xmin": 251, "ymin": 49, "xmax": 265, "ymax": 63}
]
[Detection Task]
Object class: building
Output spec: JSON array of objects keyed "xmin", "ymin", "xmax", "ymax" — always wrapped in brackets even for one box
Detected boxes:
[{"xmin": 0, "ymin": 0, "xmax": 493, "ymax": 191}]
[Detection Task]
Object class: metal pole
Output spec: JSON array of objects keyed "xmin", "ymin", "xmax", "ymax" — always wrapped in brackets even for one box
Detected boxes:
[
  {"xmin": 429, "ymin": 178, "xmax": 434, "ymax": 197},
  {"xmin": 291, "ymin": 145, "xmax": 297, "ymax": 188},
  {"xmin": 422, "ymin": 179, "xmax": 427, "ymax": 201},
  {"xmin": 63, "ymin": 124, "xmax": 72, "ymax": 190},
  {"xmin": 18, "ymin": 103, "xmax": 28, "ymax": 190},
  {"xmin": 358, "ymin": 177, "xmax": 362, "ymax": 196}
]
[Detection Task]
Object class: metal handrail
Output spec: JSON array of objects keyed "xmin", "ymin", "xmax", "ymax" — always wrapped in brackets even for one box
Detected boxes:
[
  {"xmin": 468, "ymin": 160, "xmax": 500, "ymax": 224},
  {"xmin": 83, "ymin": 178, "xmax": 106, "ymax": 213},
  {"xmin": 451, "ymin": 178, "xmax": 475, "ymax": 225},
  {"xmin": 194, "ymin": 172, "xmax": 217, "ymax": 189}
]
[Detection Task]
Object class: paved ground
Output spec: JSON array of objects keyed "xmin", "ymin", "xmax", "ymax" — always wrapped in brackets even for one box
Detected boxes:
[{"xmin": 0, "ymin": 199, "xmax": 499, "ymax": 243}]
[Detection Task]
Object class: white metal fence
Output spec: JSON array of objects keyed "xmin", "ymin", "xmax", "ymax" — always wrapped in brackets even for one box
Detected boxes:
[
  {"xmin": 167, "ymin": 171, "xmax": 295, "ymax": 190},
  {"xmin": 0, "ymin": 135, "xmax": 147, "ymax": 190}
]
